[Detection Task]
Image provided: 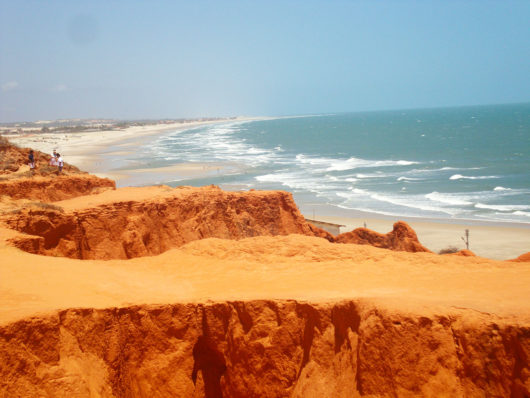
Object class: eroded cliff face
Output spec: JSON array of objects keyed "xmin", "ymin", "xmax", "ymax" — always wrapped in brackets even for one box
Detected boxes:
[
  {"xmin": 334, "ymin": 221, "xmax": 431, "ymax": 253},
  {"xmin": 3, "ymin": 187, "xmax": 329, "ymax": 260},
  {"xmin": 0, "ymin": 175, "xmax": 115, "ymax": 202},
  {"xmin": 2, "ymin": 142, "xmax": 530, "ymax": 398},
  {"xmin": 2, "ymin": 184, "xmax": 439, "ymax": 260},
  {"xmin": 0, "ymin": 300, "xmax": 528, "ymax": 398}
]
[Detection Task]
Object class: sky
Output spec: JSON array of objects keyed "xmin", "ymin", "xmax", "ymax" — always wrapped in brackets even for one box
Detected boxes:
[{"xmin": 0, "ymin": 0, "xmax": 529, "ymax": 122}]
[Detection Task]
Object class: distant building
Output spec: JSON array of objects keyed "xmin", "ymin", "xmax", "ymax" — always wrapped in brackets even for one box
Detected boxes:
[{"xmin": 305, "ymin": 219, "xmax": 345, "ymax": 235}]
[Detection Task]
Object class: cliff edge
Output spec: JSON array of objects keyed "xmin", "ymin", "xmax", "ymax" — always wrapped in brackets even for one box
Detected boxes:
[{"xmin": 1, "ymin": 140, "xmax": 529, "ymax": 397}]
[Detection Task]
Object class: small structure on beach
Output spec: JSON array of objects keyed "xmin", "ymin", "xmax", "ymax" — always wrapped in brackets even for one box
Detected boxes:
[{"xmin": 305, "ymin": 219, "xmax": 345, "ymax": 235}]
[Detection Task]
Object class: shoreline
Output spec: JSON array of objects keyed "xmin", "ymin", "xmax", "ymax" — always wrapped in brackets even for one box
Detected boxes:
[
  {"xmin": 5, "ymin": 116, "xmax": 267, "ymax": 181},
  {"xmin": 6, "ymin": 119, "xmax": 529, "ymax": 260},
  {"xmin": 298, "ymin": 202, "xmax": 529, "ymax": 260},
  {"xmin": 302, "ymin": 214, "xmax": 530, "ymax": 260},
  {"xmin": 297, "ymin": 200, "xmax": 530, "ymax": 229}
]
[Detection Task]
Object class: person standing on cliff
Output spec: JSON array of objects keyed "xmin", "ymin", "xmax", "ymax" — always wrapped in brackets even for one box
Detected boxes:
[
  {"xmin": 57, "ymin": 153, "xmax": 64, "ymax": 173},
  {"xmin": 28, "ymin": 150, "xmax": 35, "ymax": 174},
  {"xmin": 49, "ymin": 149, "xmax": 58, "ymax": 166}
]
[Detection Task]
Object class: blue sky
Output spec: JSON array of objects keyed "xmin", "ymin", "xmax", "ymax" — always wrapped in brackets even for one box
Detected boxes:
[{"xmin": 0, "ymin": 0, "xmax": 529, "ymax": 122}]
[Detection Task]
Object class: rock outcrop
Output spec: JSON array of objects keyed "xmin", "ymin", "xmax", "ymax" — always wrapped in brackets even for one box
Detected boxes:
[
  {"xmin": 0, "ymin": 300, "xmax": 528, "ymax": 398},
  {"xmin": 510, "ymin": 252, "xmax": 530, "ymax": 262},
  {"xmin": 3, "ymin": 186, "xmax": 330, "ymax": 260},
  {"xmin": 1, "ymin": 183, "xmax": 439, "ymax": 259},
  {"xmin": 334, "ymin": 221, "xmax": 431, "ymax": 253},
  {"xmin": 0, "ymin": 137, "xmax": 81, "ymax": 175},
  {"xmin": 452, "ymin": 249, "xmax": 476, "ymax": 257},
  {"xmin": 0, "ymin": 175, "xmax": 115, "ymax": 202}
]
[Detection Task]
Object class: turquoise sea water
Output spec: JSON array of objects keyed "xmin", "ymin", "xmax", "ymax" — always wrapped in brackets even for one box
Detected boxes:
[{"xmin": 124, "ymin": 103, "xmax": 530, "ymax": 224}]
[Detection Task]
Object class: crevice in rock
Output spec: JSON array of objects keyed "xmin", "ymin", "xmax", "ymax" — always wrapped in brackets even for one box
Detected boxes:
[
  {"xmin": 192, "ymin": 308, "xmax": 227, "ymax": 398},
  {"xmin": 295, "ymin": 303, "xmax": 322, "ymax": 378}
]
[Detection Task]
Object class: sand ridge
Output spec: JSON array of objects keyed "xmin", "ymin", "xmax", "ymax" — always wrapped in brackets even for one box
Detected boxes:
[{"xmin": 1, "ymin": 229, "xmax": 530, "ymax": 326}]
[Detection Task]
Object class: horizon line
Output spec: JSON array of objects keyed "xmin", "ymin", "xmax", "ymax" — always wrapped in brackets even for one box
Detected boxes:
[{"xmin": 1, "ymin": 100, "xmax": 529, "ymax": 125}]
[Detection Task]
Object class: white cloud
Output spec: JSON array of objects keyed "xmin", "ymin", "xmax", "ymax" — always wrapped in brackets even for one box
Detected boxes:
[
  {"xmin": 1, "ymin": 81, "xmax": 19, "ymax": 91},
  {"xmin": 52, "ymin": 84, "xmax": 68, "ymax": 92}
]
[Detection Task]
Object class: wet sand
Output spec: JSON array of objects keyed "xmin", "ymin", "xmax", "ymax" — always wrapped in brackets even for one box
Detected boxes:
[{"xmin": 7, "ymin": 120, "xmax": 529, "ymax": 261}]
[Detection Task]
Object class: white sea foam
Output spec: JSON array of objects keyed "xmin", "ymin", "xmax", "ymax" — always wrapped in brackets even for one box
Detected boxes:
[
  {"xmin": 408, "ymin": 167, "xmax": 481, "ymax": 175},
  {"xmin": 450, "ymin": 174, "xmax": 499, "ymax": 180},
  {"xmin": 295, "ymin": 154, "xmax": 330, "ymax": 166},
  {"xmin": 161, "ymin": 122, "xmax": 284, "ymax": 167},
  {"xmin": 325, "ymin": 157, "xmax": 417, "ymax": 171},
  {"xmin": 350, "ymin": 188, "xmax": 370, "ymax": 195},
  {"xmin": 512, "ymin": 211, "xmax": 530, "ymax": 217},
  {"xmin": 293, "ymin": 154, "xmax": 419, "ymax": 173},
  {"xmin": 255, "ymin": 172, "xmax": 340, "ymax": 194},
  {"xmin": 140, "ymin": 117, "xmax": 529, "ymax": 224},
  {"xmin": 356, "ymin": 173, "xmax": 386, "ymax": 179},
  {"xmin": 335, "ymin": 202, "xmax": 400, "ymax": 217},
  {"xmin": 255, "ymin": 173, "xmax": 291, "ymax": 183},
  {"xmin": 370, "ymin": 192, "xmax": 457, "ymax": 215},
  {"xmin": 474, "ymin": 203, "xmax": 530, "ymax": 212},
  {"xmin": 397, "ymin": 176, "xmax": 421, "ymax": 181},
  {"xmin": 338, "ymin": 187, "xmax": 458, "ymax": 216},
  {"xmin": 425, "ymin": 192, "xmax": 473, "ymax": 206}
]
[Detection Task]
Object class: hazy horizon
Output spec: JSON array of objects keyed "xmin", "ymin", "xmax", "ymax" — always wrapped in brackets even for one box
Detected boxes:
[
  {"xmin": 1, "ymin": 1, "xmax": 529, "ymax": 123},
  {"xmin": 2, "ymin": 100, "xmax": 530, "ymax": 125}
]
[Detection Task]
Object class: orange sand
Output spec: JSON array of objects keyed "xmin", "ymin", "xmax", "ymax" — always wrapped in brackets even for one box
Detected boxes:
[
  {"xmin": 2, "ymin": 140, "xmax": 530, "ymax": 397},
  {"xmin": 1, "ymin": 213, "xmax": 529, "ymax": 326}
]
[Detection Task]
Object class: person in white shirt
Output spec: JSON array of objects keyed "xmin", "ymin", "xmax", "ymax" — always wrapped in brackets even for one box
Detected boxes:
[
  {"xmin": 49, "ymin": 149, "xmax": 58, "ymax": 166},
  {"xmin": 57, "ymin": 153, "xmax": 64, "ymax": 173}
]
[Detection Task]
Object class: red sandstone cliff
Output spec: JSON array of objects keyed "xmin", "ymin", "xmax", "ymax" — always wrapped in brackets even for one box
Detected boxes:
[
  {"xmin": 334, "ymin": 221, "xmax": 431, "ymax": 253},
  {"xmin": 2, "ymin": 179, "xmax": 435, "ymax": 260},
  {"xmin": 1, "ymin": 183, "xmax": 449, "ymax": 260},
  {"xmin": 0, "ymin": 174, "xmax": 115, "ymax": 202},
  {"xmin": 2, "ymin": 186, "xmax": 331, "ymax": 260},
  {"xmin": 0, "ymin": 300, "xmax": 528, "ymax": 398}
]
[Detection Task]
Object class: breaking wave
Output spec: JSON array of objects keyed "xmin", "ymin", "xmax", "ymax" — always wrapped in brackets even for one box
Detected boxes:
[
  {"xmin": 450, "ymin": 174, "xmax": 500, "ymax": 180},
  {"xmin": 130, "ymin": 113, "xmax": 530, "ymax": 224}
]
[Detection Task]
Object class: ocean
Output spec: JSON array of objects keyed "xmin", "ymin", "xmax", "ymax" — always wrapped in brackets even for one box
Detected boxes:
[{"xmin": 120, "ymin": 103, "xmax": 530, "ymax": 224}]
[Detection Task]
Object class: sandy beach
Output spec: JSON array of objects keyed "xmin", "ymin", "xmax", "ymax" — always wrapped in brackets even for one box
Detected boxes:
[
  {"xmin": 6, "ymin": 117, "xmax": 266, "ymax": 183},
  {"xmin": 6, "ymin": 122, "xmax": 529, "ymax": 261},
  {"xmin": 305, "ymin": 214, "xmax": 530, "ymax": 260}
]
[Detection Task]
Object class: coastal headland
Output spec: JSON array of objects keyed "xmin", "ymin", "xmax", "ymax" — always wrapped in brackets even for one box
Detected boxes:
[{"xmin": 0, "ymin": 131, "xmax": 529, "ymax": 397}]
